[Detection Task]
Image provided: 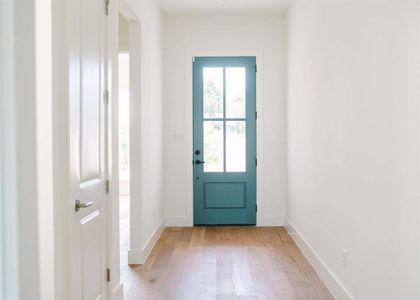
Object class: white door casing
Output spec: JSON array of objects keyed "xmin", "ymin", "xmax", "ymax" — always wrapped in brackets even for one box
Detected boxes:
[{"xmin": 68, "ymin": 0, "xmax": 108, "ymax": 298}]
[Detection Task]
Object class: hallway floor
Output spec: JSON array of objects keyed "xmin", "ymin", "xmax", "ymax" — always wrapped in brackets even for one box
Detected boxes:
[{"xmin": 120, "ymin": 213, "xmax": 334, "ymax": 300}]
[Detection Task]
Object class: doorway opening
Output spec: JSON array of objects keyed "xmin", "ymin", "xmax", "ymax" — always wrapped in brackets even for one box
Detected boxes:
[{"xmin": 118, "ymin": 13, "xmax": 130, "ymax": 282}]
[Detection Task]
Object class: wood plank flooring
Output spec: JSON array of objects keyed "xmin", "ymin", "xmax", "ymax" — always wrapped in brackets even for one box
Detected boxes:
[{"xmin": 120, "ymin": 207, "xmax": 334, "ymax": 300}]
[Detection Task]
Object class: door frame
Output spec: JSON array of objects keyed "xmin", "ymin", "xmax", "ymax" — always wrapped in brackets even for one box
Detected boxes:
[
  {"xmin": 185, "ymin": 50, "xmax": 264, "ymax": 226},
  {"xmin": 107, "ymin": 2, "xmax": 143, "ymax": 298},
  {"xmin": 117, "ymin": 2, "xmax": 143, "ymax": 266}
]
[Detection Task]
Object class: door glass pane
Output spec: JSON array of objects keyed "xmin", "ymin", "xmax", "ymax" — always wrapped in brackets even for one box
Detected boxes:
[
  {"xmin": 204, "ymin": 121, "xmax": 224, "ymax": 172},
  {"xmin": 203, "ymin": 68, "xmax": 223, "ymax": 118},
  {"xmin": 226, "ymin": 67, "xmax": 246, "ymax": 118},
  {"xmin": 226, "ymin": 121, "xmax": 246, "ymax": 172}
]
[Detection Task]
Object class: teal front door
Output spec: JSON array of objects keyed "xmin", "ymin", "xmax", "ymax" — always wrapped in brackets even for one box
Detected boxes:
[{"xmin": 193, "ymin": 57, "xmax": 256, "ymax": 225}]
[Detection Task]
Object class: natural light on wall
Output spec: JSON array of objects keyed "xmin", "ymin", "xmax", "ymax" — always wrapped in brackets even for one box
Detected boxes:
[{"xmin": 119, "ymin": 53, "xmax": 130, "ymax": 196}]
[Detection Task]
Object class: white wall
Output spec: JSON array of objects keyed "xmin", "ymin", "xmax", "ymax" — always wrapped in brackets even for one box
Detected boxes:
[
  {"xmin": 287, "ymin": 1, "xmax": 420, "ymax": 299},
  {"xmin": 119, "ymin": 14, "xmax": 129, "ymax": 52},
  {"xmin": 0, "ymin": 3, "xmax": 20, "ymax": 298},
  {"xmin": 163, "ymin": 15, "xmax": 287, "ymax": 226},
  {"xmin": 1, "ymin": 0, "xmax": 55, "ymax": 299},
  {"xmin": 52, "ymin": 0, "xmax": 71, "ymax": 298}
]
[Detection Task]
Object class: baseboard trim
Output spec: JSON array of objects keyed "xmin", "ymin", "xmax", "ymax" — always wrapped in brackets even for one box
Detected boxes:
[
  {"xmin": 110, "ymin": 282, "xmax": 124, "ymax": 300},
  {"xmin": 165, "ymin": 215, "xmax": 190, "ymax": 227},
  {"xmin": 257, "ymin": 214, "xmax": 284, "ymax": 226},
  {"xmin": 128, "ymin": 219, "xmax": 165, "ymax": 264},
  {"xmin": 285, "ymin": 219, "xmax": 355, "ymax": 300}
]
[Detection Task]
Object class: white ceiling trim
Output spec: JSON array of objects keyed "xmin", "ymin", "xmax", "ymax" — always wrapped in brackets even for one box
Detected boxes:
[{"xmin": 157, "ymin": 0, "xmax": 291, "ymax": 15}]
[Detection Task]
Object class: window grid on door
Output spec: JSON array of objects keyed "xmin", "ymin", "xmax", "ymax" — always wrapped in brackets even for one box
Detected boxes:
[{"xmin": 202, "ymin": 66, "xmax": 246, "ymax": 173}]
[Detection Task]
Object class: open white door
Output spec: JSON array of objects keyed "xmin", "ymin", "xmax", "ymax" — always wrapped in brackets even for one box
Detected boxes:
[{"xmin": 68, "ymin": 0, "xmax": 108, "ymax": 298}]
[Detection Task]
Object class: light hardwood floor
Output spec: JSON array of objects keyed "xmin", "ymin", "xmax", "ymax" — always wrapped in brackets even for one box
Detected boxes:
[{"xmin": 120, "ymin": 200, "xmax": 334, "ymax": 300}]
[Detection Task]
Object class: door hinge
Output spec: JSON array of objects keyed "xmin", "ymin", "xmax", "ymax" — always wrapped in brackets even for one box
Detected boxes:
[
  {"xmin": 105, "ymin": 180, "xmax": 110, "ymax": 194},
  {"xmin": 106, "ymin": 268, "xmax": 111, "ymax": 282},
  {"xmin": 255, "ymin": 65, "xmax": 257, "ymax": 73},
  {"xmin": 105, "ymin": 0, "xmax": 110, "ymax": 15},
  {"xmin": 255, "ymin": 158, "xmax": 258, "ymax": 166},
  {"xmin": 255, "ymin": 112, "xmax": 257, "ymax": 119},
  {"xmin": 255, "ymin": 204, "xmax": 258, "ymax": 212},
  {"xmin": 192, "ymin": 56, "xmax": 195, "ymax": 63},
  {"xmin": 103, "ymin": 90, "xmax": 109, "ymax": 105}
]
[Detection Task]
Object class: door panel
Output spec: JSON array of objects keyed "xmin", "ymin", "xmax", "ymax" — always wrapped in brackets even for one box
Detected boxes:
[
  {"xmin": 204, "ymin": 182, "xmax": 246, "ymax": 208},
  {"xmin": 69, "ymin": 0, "xmax": 107, "ymax": 298},
  {"xmin": 80, "ymin": 211, "xmax": 103, "ymax": 300},
  {"xmin": 80, "ymin": 0, "xmax": 102, "ymax": 182},
  {"xmin": 193, "ymin": 57, "xmax": 256, "ymax": 225}
]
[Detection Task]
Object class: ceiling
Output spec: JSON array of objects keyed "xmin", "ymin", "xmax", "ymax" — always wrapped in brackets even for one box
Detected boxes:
[{"xmin": 157, "ymin": 0, "xmax": 291, "ymax": 15}]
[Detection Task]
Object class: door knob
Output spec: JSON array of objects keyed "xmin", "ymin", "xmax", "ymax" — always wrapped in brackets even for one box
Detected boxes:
[
  {"xmin": 75, "ymin": 200, "xmax": 94, "ymax": 212},
  {"xmin": 195, "ymin": 160, "xmax": 205, "ymax": 165}
]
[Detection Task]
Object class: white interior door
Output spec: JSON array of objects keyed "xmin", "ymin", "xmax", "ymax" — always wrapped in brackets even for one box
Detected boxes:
[{"xmin": 69, "ymin": 0, "xmax": 108, "ymax": 298}]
